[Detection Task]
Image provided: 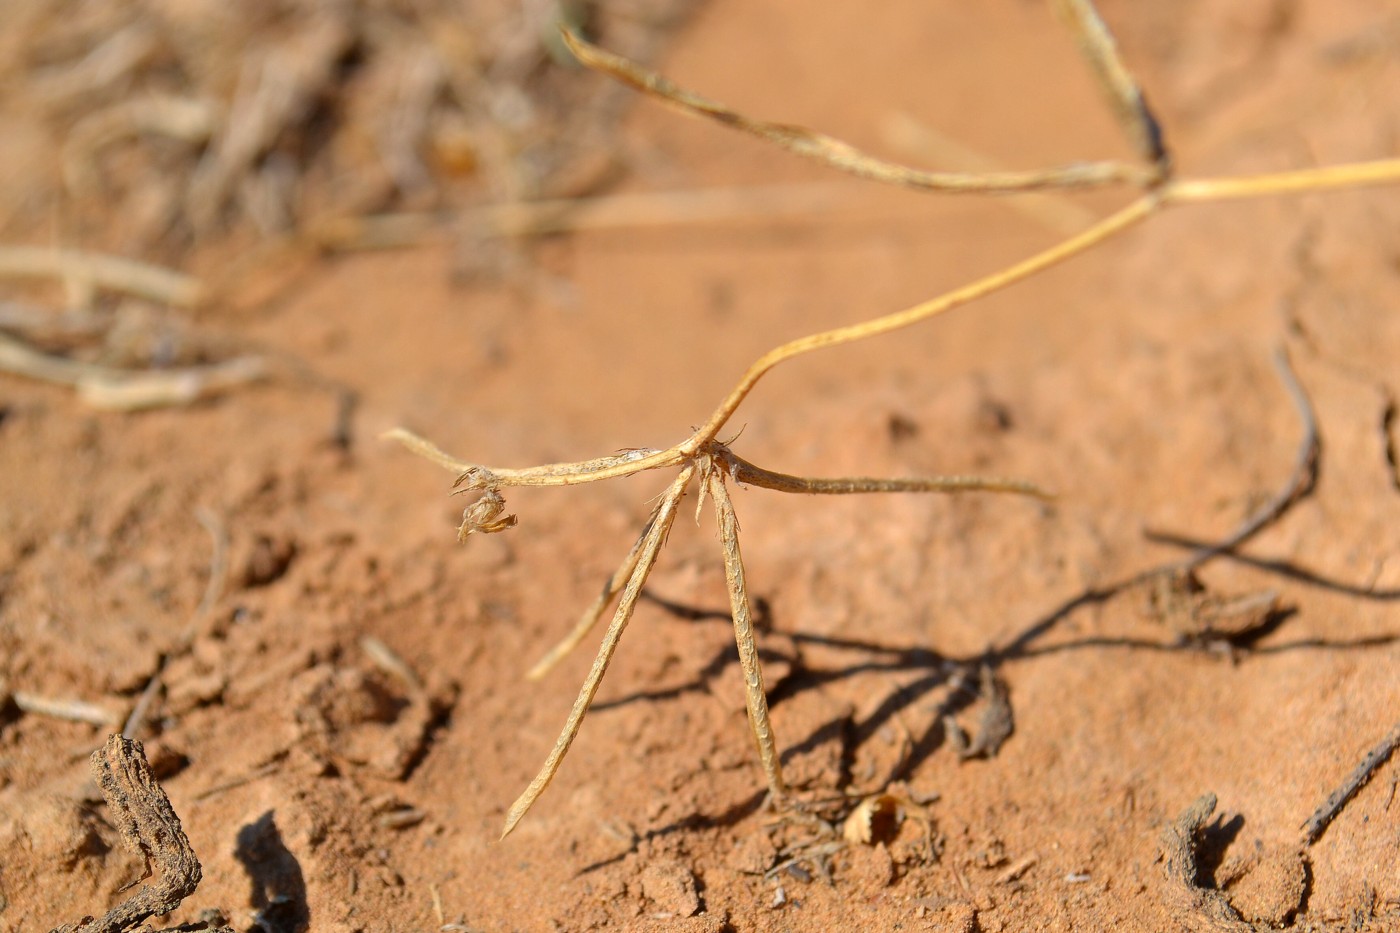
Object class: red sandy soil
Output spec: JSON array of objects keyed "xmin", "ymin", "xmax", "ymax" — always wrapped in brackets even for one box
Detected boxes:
[{"xmin": 3, "ymin": 1, "xmax": 1400, "ymax": 931}]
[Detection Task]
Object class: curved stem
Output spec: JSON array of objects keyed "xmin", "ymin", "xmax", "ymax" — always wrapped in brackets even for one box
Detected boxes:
[{"xmin": 686, "ymin": 193, "xmax": 1160, "ymax": 447}]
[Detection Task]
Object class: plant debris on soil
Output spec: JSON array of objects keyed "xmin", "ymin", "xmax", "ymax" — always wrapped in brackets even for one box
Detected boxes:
[{"xmin": 2, "ymin": 1, "xmax": 1399, "ymax": 931}]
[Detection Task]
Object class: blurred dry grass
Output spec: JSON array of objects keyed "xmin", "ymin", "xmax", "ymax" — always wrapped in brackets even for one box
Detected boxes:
[{"xmin": 0, "ymin": 0, "xmax": 700, "ymax": 260}]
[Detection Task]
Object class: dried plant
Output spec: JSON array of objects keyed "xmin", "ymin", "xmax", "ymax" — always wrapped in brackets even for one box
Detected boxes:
[{"xmin": 390, "ymin": 0, "xmax": 1400, "ymax": 838}]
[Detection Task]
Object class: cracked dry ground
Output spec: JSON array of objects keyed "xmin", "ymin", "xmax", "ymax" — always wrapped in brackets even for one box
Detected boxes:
[{"xmin": 2, "ymin": 1, "xmax": 1399, "ymax": 931}]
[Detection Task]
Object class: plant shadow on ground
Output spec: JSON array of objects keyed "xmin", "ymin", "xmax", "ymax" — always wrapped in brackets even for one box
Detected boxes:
[
  {"xmin": 584, "ymin": 542, "xmax": 1400, "ymax": 847},
  {"xmin": 234, "ymin": 811, "xmax": 310, "ymax": 933}
]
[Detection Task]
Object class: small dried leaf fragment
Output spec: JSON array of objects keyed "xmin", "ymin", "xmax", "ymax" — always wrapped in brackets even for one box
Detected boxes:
[
  {"xmin": 843, "ymin": 793, "xmax": 902, "ymax": 845},
  {"xmin": 457, "ymin": 489, "xmax": 517, "ymax": 539}
]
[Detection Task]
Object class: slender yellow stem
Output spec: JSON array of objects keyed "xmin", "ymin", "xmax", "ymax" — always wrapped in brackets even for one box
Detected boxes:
[
  {"xmin": 1164, "ymin": 158, "xmax": 1400, "ymax": 203},
  {"xmin": 686, "ymin": 194, "xmax": 1160, "ymax": 447},
  {"xmin": 393, "ymin": 155, "xmax": 1400, "ymax": 479}
]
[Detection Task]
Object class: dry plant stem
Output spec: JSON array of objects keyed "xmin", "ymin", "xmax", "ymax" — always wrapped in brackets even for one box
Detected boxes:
[
  {"xmin": 12, "ymin": 691, "xmax": 121, "ymax": 727},
  {"xmin": 0, "ymin": 246, "xmax": 202, "ymax": 308},
  {"xmin": 726, "ymin": 449, "xmax": 1053, "ymax": 500},
  {"xmin": 190, "ymin": 506, "xmax": 229, "ymax": 635},
  {"xmin": 688, "ymin": 194, "xmax": 1159, "ymax": 445},
  {"xmin": 708, "ymin": 470, "xmax": 786, "ymax": 801},
  {"xmin": 880, "ymin": 113, "xmax": 1098, "ymax": 234},
  {"xmin": 561, "ymin": 29, "xmax": 1157, "ymax": 194},
  {"xmin": 1166, "ymin": 160, "xmax": 1400, "ymax": 202},
  {"xmin": 398, "ymin": 434, "xmax": 1045, "ymax": 835},
  {"xmin": 52, "ymin": 735, "xmax": 214, "ymax": 933},
  {"xmin": 362, "ymin": 635, "xmax": 426, "ymax": 693},
  {"xmin": 501, "ymin": 465, "xmax": 695, "ymax": 839},
  {"xmin": 390, "ymin": 3, "xmax": 1400, "ymax": 843},
  {"xmin": 0, "ymin": 331, "xmax": 267, "ymax": 411},
  {"xmin": 1301, "ymin": 718, "xmax": 1400, "ymax": 845}
]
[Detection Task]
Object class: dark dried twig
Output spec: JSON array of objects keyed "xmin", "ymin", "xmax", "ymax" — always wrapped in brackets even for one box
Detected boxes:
[
  {"xmin": 1050, "ymin": 0, "xmax": 1167, "ymax": 168},
  {"xmin": 51, "ymin": 735, "xmax": 230, "ymax": 933},
  {"xmin": 1158, "ymin": 794, "xmax": 1255, "ymax": 933},
  {"xmin": 1301, "ymin": 719, "xmax": 1400, "ymax": 845}
]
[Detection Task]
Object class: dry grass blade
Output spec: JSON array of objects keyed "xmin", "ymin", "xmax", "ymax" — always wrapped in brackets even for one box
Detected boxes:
[
  {"xmin": 726, "ymin": 449, "xmax": 1053, "ymax": 499},
  {"xmin": 381, "ymin": 428, "xmax": 475, "ymax": 474},
  {"xmin": 707, "ymin": 468, "xmax": 786, "ymax": 801},
  {"xmin": 0, "ymin": 332, "xmax": 267, "ymax": 410},
  {"xmin": 880, "ymin": 112, "xmax": 1098, "ymax": 233},
  {"xmin": 0, "ymin": 246, "xmax": 202, "ymax": 307},
  {"xmin": 501, "ymin": 466, "xmax": 696, "ymax": 838},
  {"xmin": 10, "ymin": 691, "xmax": 122, "ymax": 726},
  {"xmin": 560, "ymin": 28, "xmax": 1156, "ymax": 194}
]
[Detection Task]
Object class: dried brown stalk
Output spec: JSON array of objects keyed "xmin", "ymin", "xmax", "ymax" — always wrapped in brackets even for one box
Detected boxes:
[
  {"xmin": 52, "ymin": 735, "xmax": 230, "ymax": 933},
  {"xmin": 391, "ymin": 2, "xmax": 1400, "ymax": 837}
]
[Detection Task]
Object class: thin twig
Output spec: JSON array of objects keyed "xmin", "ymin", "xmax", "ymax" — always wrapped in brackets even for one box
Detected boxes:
[
  {"xmin": 121, "ymin": 674, "xmax": 164, "ymax": 739},
  {"xmin": 312, "ymin": 183, "xmax": 862, "ymax": 250},
  {"xmin": 561, "ymin": 28, "xmax": 1157, "ymax": 194},
  {"xmin": 686, "ymin": 195, "xmax": 1160, "ymax": 446},
  {"xmin": 880, "ymin": 113, "xmax": 1098, "ymax": 234},
  {"xmin": 726, "ymin": 449, "xmax": 1053, "ymax": 500},
  {"xmin": 1301, "ymin": 719, "xmax": 1400, "ymax": 845},
  {"xmin": 189, "ymin": 507, "xmax": 230, "ymax": 638}
]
